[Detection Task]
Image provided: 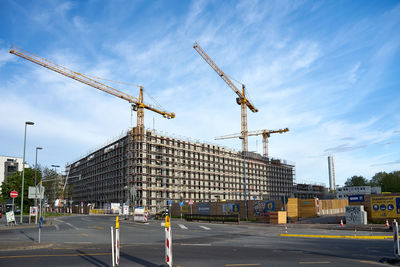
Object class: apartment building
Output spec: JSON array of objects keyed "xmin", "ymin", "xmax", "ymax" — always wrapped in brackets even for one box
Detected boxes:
[{"xmin": 67, "ymin": 128, "xmax": 295, "ymax": 213}]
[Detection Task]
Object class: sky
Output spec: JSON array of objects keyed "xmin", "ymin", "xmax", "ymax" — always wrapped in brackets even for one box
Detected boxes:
[{"xmin": 0, "ymin": 0, "xmax": 399, "ymax": 187}]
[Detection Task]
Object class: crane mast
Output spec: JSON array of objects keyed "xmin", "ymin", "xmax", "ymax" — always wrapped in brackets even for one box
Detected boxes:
[
  {"xmin": 215, "ymin": 128, "xmax": 289, "ymax": 158},
  {"xmin": 193, "ymin": 42, "xmax": 258, "ymax": 152},
  {"xmin": 10, "ymin": 46, "xmax": 175, "ymax": 139}
]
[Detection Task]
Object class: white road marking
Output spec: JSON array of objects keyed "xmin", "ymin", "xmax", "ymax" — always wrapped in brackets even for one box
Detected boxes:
[
  {"xmin": 178, "ymin": 224, "xmax": 188, "ymax": 230},
  {"xmin": 199, "ymin": 226, "xmax": 211, "ymax": 230},
  {"xmin": 66, "ymin": 222, "xmax": 80, "ymax": 230},
  {"xmin": 64, "ymin": 242, "xmax": 92, "ymax": 244},
  {"xmin": 180, "ymin": 243, "xmax": 212, "ymax": 246},
  {"xmin": 55, "ymin": 224, "xmax": 60, "ymax": 231}
]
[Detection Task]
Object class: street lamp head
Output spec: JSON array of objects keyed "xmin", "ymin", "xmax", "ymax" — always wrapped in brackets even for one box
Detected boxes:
[
  {"xmin": 25, "ymin": 121, "xmax": 35, "ymax": 125},
  {"xmin": 36, "ymin": 147, "xmax": 43, "ymax": 150}
]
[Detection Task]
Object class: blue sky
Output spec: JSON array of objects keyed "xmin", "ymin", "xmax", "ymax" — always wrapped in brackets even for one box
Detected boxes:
[{"xmin": 1, "ymin": 0, "xmax": 399, "ymax": 186}]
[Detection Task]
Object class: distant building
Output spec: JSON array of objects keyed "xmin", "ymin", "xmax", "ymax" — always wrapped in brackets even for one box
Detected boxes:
[
  {"xmin": 293, "ymin": 183, "xmax": 327, "ymax": 199},
  {"xmin": 0, "ymin": 155, "xmax": 23, "ymax": 188},
  {"xmin": 328, "ymin": 156, "xmax": 335, "ymax": 191},
  {"xmin": 336, "ymin": 186, "xmax": 382, "ymax": 199}
]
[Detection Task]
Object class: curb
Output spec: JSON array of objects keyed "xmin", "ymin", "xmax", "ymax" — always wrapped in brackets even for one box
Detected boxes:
[
  {"xmin": 0, "ymin": 243, "xmax": 54, "ymax": 251},
  {"xmin": 280, "ymin": 233, "xmax": 393, "ymax": 240}
]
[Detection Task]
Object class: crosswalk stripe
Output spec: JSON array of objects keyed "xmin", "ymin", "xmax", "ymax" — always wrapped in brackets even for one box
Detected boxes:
[
  {"xmin": 199, "ymin": 226, "xmax": 211, "ymax": 230},
  {"xmin": 178, "ymin": 224, "xmax": 188, "ymax": 230}
]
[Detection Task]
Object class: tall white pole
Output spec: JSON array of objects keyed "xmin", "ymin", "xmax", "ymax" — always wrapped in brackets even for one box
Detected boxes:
[
  {"xmin": 21, "ymin": 121, "xmax": 34, "ymax": 224},
  {"xmin": 111, "ymin": 226, "xmax": 115, "ymax": 267}
]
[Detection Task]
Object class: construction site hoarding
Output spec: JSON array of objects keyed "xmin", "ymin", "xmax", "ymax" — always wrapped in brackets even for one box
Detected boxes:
[{"xmin": 371, "ymin": 196, "xmax": 400, "ymax": 219}]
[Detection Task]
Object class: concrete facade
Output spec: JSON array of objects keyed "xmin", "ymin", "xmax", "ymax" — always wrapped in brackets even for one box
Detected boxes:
[
  {"xmin": 336, "ymin": 186, "xmax": 382, "ymax": 199},
  {"xmin": 67, "ymin": 128, "xmax": 295, "ymax": 213},
  {"xmin": 328, "ymin": 156, "xmax": 335, "ymax": 191},
  {"xmin": 0, "ymin": 155, "xmax": 23, "ymax": 188}
]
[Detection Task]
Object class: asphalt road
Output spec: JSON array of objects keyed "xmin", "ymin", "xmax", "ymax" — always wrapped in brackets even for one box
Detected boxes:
[{"xmin": 0, "ymin": 215, "xmax": 396, "ymax": 266}]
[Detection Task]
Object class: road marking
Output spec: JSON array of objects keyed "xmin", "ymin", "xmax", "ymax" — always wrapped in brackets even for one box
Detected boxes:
[
  {"xmin": 280, "ymin": 234, "xmax": 392, "ymax": 240},
  {"xmin": 80, "ymin": 233, "xmax": 89, "ymax": 237},
  {"xmin": 360, "ymin": 260, "xmax": 389, "ymax": 266},
  {"xmin": 65, "ymin": 222, "xmax": 79, "ymax": 230},
  {"xmin": 178, "ymin": 224, "xmax": 188, "ymax": 230},
  {"xmin": 0, "ymin": 252, "xmax": 110, "ymax": 259},
  {"xmin": 180, "ymin": 243, "xmax": 212, "ymax": 246},
  {"xmin": 199, "ymin": 226, "xmax": 211, "ymax": 230},
  {"xmin": 299, "ymin": 262, "xmax": 330, "ymax": 264},
  {"xmin": 225, "ymin": 264, "xmax": 261, "ymax": 266},
  {"xmin": 64, "ymin": 242, "xmax": 92, "ymax": 244},
  {"xmin": 88, "ymin": 226, "xmax": 104, "ymax": 230},
  {"xmin": 55, "ymin": 224, "xmax": 60, "ymax": 231}
]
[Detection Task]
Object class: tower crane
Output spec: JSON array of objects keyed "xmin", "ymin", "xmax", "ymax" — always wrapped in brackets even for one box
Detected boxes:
[
  {"xmin": 193, "ymin": 42, "xmax": 258, "ymax": 152},
  {"xmin": 215, "ymin": 128, "xmax": 289, "ymax": 158},
  {"xmin": 9, "ymin": 46, "xmax": 175, "ymax": 139}
]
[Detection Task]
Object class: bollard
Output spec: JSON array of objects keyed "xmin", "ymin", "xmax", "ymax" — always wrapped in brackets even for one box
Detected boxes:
[
  {"xmin": 165, "ymin": 215, "xmax": 173, "ymax": 267},
  {"xmin": 111, "ymin": 226, "xmax": 115, "ymax": 267},
  {"xmin": 116, "ymin": 216, "xmax": 120, "ymax": 266},
  {"xmin": 393, "ymin": 220, "xmax": 399, "ymax": 257}
]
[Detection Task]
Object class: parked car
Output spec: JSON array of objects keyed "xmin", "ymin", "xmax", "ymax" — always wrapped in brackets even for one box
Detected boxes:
[{"xmin": 0, "ymin": 211, "xmax": 2, "ymax": 219}]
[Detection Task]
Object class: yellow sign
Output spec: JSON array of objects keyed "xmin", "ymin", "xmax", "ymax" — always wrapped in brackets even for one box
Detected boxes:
[
  {"xmin": 165, "ymin": 215, "xmax": 170, "ymax": 228},
  {"xmin": 116, "ymin": 216, "xmax": 120, "ymax": 229},
  {"xmin": 371, "ymin": 196, "xmax": 400, "ymax": 219}
]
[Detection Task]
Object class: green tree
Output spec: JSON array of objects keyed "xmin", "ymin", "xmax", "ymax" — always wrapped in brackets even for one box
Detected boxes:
[
  {"xmin": 380, "ymin": 171, "xmax": 400, "ymax": 193},
  {"xmin": 41, "ymin": 167, "xmax": 64, "ymax": 210},
  {"xmin": 344, "ymin": 175, "xmax": 368, "ymax": 187},
  {"xmin": 0, "ymin": 168, "xmax": 41, "ymax": 212},
  {"xmin": 370, "ymin": 172, "xmax": 387, "ymax": 187}
]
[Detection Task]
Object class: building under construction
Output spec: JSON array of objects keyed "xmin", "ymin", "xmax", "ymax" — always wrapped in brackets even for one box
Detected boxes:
[{"xmin": 67, "ymin": 128, "xmax": 294, "ymax": 213}]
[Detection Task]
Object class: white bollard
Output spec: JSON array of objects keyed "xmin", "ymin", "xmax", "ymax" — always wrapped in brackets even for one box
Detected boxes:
[
  {"xmin": 115, "ymin": 216, "xmax": 120, "ymax": 266},
  {"xmin": 393, "ymin": 220, "xmax": 400, "ymax": 257},
  {"xmin": 165, "ymin": 215, "xmax": 173, "ymax": 267},
  {"xmin": 111, "ymin": 226, "xmax": 115, "ymax": 267}
]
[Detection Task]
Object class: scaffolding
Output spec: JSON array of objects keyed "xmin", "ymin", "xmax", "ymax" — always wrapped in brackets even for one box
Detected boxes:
[{"xmin": 67, "ymin": 128, "xmax": 294, "ymax": 213}]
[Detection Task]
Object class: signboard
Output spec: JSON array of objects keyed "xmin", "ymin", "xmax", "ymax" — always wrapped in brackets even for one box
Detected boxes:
[
  {"xmin": 198, "ymin": 203, "xmax": 211, "ymax": 215},
  {"xmin": 123, "ymin": 205, "xmax": 129, "ymax": 215},
  {"xmin": 371, "ymin": 196, "xmax": 400, "ymax": 219},
  {"xmin": 111, "ymin": 203, "xmax": 121, "ymax": 214},
  {"xmin": 348, "ymin": 195, "xmax": 365, "ymax": 202},
  {"xmin": 223, "ymin": 203, "xmax": 240, "ymax": 215},
  {"xmin": 265, "ymin": 201, "xmax": 275, "ymax": 213},
  {"xmin": 30, "ymin": 206, "xmax": 38, "ymax": 216},
  {"xmin": 179, "ymin": 202, "xmax": 184, "ymax": 207},
  {"xmin": 6, "ymin": 211, "xmax": 15, "ymax": 223},
  {"xmin": 188, "ymin": 199, "xmax": 194, "ymax": 205},
  {"xmin": 28, "ymin": 186, "xmax": 45, "ymax": 199},
  {"xmin": 10, "ymin": 191, "xmax": 18, "ymax": 198}
]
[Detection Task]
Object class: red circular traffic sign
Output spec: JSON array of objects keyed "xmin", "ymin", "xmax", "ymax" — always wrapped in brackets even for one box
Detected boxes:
[{"xmin": 10, "ymin": 191, "xmax": 18, "ymax": 198}]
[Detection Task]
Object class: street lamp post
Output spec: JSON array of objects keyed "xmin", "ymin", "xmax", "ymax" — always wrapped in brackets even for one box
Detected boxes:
[
  {"xmin": 51, "ymin": 165, "xmax": 60, "ymax": 213},
  {"xmin": 20, "ymin": 121, "xmax": 34, "ymax": 224},
  {"xmin": 34, "ymin": 147, "xmax": 43, "ymax": 207}
]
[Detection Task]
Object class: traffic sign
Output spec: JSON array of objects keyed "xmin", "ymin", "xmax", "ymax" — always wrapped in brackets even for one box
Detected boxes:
[
  {"xmin": 39, "ymin": 217, "xmax": 43, "ymax": 229},
  {"xmin": 188, "ymin": 199, "xmax": 194, "ymax": 205},
  {"xmin": 179, "ymin": 202, "xmax": 184, "ymax": 207},
  {"xmin": 10, "ymin": 191, "xmax": 18, "ymax": 198}
]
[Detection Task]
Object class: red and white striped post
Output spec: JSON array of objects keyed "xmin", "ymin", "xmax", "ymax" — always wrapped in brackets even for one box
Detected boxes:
[
  {"xmin": 393, "ymin": 220, "xmax": 399, "ymax": 257},
  {"xmin": 165, "ymin": 215, "xmax": 173, "ymax": 267},
  {"xmin": 115, "ymin": 216, "xmax": 120, "ymax": 266}
]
